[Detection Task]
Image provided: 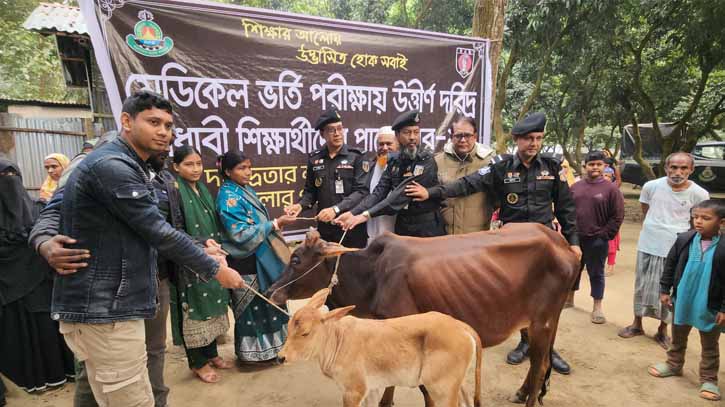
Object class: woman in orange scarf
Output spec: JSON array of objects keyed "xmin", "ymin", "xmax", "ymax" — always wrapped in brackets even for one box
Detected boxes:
[{"xmin": 39, "ymin": 153, "xmax": 69, "ymax": 201}]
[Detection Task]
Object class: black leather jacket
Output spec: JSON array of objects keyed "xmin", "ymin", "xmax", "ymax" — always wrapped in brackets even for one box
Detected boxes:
[{"xmin": 51, "ymin": 137, "xmax": 219, "ymax": 323}]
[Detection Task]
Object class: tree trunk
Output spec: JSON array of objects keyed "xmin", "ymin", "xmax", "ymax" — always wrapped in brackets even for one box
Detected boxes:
[
  {"xmin": 493, "ymin": 41, "xmax": 519, "ymax": 153},
  {"xmin": 630, "ymin": 113, "xmax": 657, "ymax": 180},
  {"xmin": 472, "ymin": 0, "xmax": 507, "ymax": 150}
]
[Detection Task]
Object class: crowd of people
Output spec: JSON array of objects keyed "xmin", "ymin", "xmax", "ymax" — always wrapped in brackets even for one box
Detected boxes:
[{"xmin": 0, "ymin": 89, "xmax": 722, "ymax": 406}]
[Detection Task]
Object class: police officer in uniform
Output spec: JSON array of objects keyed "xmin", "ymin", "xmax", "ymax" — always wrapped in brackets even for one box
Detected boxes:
[
  {"xmin": 336, "ymin": 110, "xmax": 445, "ymax": 237},
  {"xmin": 406, "ymin": 112, "xmax": 581, "ymax": 376},
  {"xmin": 285, "ymin": 109, "xmax": 369, "ymax": 248}
]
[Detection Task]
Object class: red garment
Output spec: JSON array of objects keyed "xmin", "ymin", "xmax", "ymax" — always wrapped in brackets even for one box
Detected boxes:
[{"xmin": 607, "ymin": 232, "xmax": 620, "ymax": 265}]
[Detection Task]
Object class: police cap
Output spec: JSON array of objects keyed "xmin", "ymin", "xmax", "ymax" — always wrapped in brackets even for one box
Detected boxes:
[
  {"xmin": 391, "ymin": 110, "xmax": 421, "ymax": 132},
  {"xmin": 511, "ymin": 112, "xmax": 546, "ymax": 136},
  {"xmin": 314, "ymin": 108, "xmax": 343, "ymax": 131}
]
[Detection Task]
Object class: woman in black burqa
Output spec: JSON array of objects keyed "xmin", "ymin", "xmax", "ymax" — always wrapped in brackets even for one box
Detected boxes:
[{"xmin": 0, "ymin": 159, "xmax": 74, "ymax": 394}]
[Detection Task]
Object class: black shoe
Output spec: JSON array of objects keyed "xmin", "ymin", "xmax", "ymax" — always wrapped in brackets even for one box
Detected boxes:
[
  {"xmin": 506, "ymin": 339, "xmax": 529, "ymax": 365},
  {"xmin": 551, "ymin": 349, "xmax": 571, "ymax": 375}
]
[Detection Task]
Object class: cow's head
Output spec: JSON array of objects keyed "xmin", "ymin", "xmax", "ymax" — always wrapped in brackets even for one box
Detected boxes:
[
  {"xmin": 277, "ymin": 288, "xmax": 355, "ymax": 364},
  {"xmin": 268, "ymin": 229, "xmax": 357, "ymax": 304}
]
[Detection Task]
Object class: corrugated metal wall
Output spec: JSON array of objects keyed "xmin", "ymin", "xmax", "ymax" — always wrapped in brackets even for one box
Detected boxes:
[{"xmin": 2, "ymin": 114, "xmax": 85, "ymax": 196}]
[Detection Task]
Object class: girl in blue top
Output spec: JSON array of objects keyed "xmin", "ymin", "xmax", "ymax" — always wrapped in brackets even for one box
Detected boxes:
[{"xmin": 649, "ymin": 199, "xmax": 725, "ymax": 401}]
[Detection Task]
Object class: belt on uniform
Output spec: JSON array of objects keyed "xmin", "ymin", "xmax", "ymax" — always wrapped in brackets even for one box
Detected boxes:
[{"xmin": 398, "ymin": 211, "xmax": 439, "ymax": 223}]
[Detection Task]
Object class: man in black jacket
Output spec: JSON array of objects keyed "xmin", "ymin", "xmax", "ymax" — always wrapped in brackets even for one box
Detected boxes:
[
  {"xmin": 335, "ymin": 110, "xmax": 445, "ymax": 237},
  {"xmin": 45, "ymin": 91, "xmax": 243, "ymax": 407}
]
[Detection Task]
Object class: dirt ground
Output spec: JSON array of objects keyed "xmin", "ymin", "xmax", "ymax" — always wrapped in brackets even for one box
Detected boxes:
[{"xmin": 4, "ymin": 185, "xmax": 724, "ymax": 406}]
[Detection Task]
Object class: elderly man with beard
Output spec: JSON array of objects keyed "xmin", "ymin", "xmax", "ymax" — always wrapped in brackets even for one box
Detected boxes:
[
  {"xmin": 618, "ymin": 152, "xmax": 709, "ymax": 349},
  {"xmin": 336, "ymin": 110, "xmax": 445, "ymax": 237},
  {"xmin": 434, "ymin": 116, "xmax": 494, "ymax": 234},
  {"xmin": 362, "ymin": 126, "xmax": 399, "ymax": 244}
]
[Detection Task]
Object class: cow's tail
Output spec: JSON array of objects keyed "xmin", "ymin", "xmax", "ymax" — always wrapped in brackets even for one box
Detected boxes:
[
  {"xmin": 465, "ymin": 325, "xmax": 483, "ymax": 407},
  {"xmin": 537, "ymin": 346, "xmax": 554, "ymax": 405}
]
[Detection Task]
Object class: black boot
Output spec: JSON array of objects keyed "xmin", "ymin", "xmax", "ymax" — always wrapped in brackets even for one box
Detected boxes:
[
  {"xmin": 506, "ymin": 334, "xmax": 529, "ymax": 365},
  {"xmin": 551, "ymin": 349, "xmax": 571, "ymax": 375}
]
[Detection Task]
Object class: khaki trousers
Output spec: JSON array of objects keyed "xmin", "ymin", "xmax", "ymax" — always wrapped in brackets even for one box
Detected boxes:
[{"xmin": 60, "ymin": 320, "xmax": 153, "ymax": 407}]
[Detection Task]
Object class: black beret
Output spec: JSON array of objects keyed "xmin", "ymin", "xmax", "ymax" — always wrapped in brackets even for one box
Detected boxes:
[
  {"xmin": 391, "ymin": 110, "xmax": 421, "ymax": 132},
  {"xmin": 314, "ymin": 108, "xmax": 342, "ymax": 131},
  {"xmin": 511, "ymin": 112, "xmax": 546, "ymax": 136}
]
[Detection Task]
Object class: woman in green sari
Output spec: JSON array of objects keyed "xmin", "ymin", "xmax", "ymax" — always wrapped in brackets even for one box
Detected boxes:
[
  {"xmin": 217, "ymin": 151, "xmax": 296, "ymax": 364},
  {"xmin": 170, "ymin": 146, "xmax": 232, "ymax": 383}
]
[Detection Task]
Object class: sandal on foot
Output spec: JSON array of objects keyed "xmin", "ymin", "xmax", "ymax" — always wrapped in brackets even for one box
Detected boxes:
[
  {"xmin": 700, "ymin": 382, "xmax": 721, "ymax": 401},
  {"xmin": 654, "ymin": 333, "xmax": 671, "ymax": 350},
  {"xmin": 192, "ymin": 365, "xmax": 220, "ymax": 383},
  {"xmin": 210, "ymin": 357, "xmax": 234, "ymax": 369},
  {"xmin": 618, "ymin": 325, "xmax": 644, "ymax": 338},
  {"xmin": 647, "ymin": 362, "xmax": 681, "ymax": 378},
  {"xmin": 591, "ymin": 311, "xmax": 606, "ymax": 324}
]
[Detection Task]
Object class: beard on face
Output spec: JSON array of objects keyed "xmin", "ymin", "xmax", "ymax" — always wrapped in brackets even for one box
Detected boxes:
[
  {"xmin": 402, "ymin": 145, "xmax": 418, "ymax": 160},
  {"xmin": 148, "ymin": 153, "xmax": 167, "ymax": 173},
  {"xmin": 668, "ymin": 174, "xmax": 687, "ymax": 185}
]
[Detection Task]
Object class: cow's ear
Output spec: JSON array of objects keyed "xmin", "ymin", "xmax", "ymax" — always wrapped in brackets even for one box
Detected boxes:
[
  {"xmin": 320, "ymin": 242, "xmax": 360, "ymax": 258},
  {"xmin": 305, "ymin": 228, "xmax": 320, "ymax": 248},
  {"xmin": 307, "ymin": 288, "xmax": 330, "ymax": 309},
  {"xmin": 322, "ymin": 305, "xmax": 356, "ymax": 322}
]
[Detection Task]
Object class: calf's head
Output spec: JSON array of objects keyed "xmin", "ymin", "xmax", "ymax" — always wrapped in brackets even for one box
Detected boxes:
[
  {"xmin": 268, "ymin": 229, "xmax": 357, "ymax": 304},
  {"xmin": 277, "ymin": 288, "xmax": 355, "ymax": 364}
]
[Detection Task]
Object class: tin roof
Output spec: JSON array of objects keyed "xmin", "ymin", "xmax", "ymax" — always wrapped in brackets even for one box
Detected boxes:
[
  {"xmin": 0, "ymin": 97, "xmax": 90, "ymax": 108},
  {"xmin": 23, "ymin": 2, "xmax": 88, "ymax": 36}
]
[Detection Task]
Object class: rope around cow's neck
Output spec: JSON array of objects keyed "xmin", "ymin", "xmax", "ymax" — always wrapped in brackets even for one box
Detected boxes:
[
  {"xmin": 327, "ymin": 229, "xmax": 348, "ymax": 290},
  {"xmin": 243, "ymin": 228, "xmax": 350, "ymax": 317}
]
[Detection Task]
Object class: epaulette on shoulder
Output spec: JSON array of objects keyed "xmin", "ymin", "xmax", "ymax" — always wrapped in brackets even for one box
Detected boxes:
[
  {"xmin": 490, "ymin": 154, "xmax": 513, "ymax": 165},
  {"xmin": 309, "ymin": 149, "xmax": 322, "ymax": 157},
  {"xmin": 347, "ymin": 147, "xmax": 363, "ymax": 155},
  {"xmin": 541, "ymin": 152, "xmax": 564, "ymax": 163}
]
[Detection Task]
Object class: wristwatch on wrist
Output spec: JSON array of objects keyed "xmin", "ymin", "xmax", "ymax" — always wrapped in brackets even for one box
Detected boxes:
[
  {"xmin": 362, "ymin": 210, "xmax": 371, "ymax": 219},
  {"xmin": 333, "ymin": 206, "xmax": 340, "ymax": 215}
]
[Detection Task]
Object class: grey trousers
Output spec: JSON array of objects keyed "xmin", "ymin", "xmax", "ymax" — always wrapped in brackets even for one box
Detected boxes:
[{"xmin": 74, "ymin": 278, "xmax": 170, "ymax": 407}]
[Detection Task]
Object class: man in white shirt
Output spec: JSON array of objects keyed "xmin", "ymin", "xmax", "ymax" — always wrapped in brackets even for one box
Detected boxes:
[
  {"xmin": 618, "ymin": 152, "xmax": 709, "ymax": 349},
  {"xmin": 365, "ymin": 126, "xmax": 399, "ymax": 245}
]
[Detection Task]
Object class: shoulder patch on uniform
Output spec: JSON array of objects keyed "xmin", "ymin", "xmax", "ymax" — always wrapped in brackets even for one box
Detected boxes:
[
  {"xmin": 478, "ymin": 166, "xmax": 491, "ymax": 176},
  {"xmin": 490, "ymin": 154, "xmax": 513, "ymax": 164}
]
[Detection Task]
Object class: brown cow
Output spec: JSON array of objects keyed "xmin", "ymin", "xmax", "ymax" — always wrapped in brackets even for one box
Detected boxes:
[
  {"xmin": 278, "ymin": 288, "xmax": 482, "ymax": 407},
  {"xmin": 269, "ymin": 223, "xmax": 580, "ymax": 406}
]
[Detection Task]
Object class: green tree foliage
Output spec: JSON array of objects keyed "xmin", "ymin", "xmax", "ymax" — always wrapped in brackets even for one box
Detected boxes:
[
  {"xmin": 0, "ymin": 0, "xmax": 85, "ymax": 102},
  {"xmin": 4, "ymin": 0, "xmax": 723, "ymax": 177}
]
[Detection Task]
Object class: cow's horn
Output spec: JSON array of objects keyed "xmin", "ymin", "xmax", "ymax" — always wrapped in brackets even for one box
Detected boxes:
[
  {"xmin": 305, "ymin": 229, "xmax": 321, "ymax": 247},
  {"xmin": 321, "ymin": 243, "xmax": 360, "ymax": 258}
]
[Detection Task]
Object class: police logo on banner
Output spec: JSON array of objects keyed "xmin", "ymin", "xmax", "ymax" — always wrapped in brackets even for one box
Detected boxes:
[
  {"xmin": 455, "ymin": 48, "xmax": 475, "ymax": 78},
  {"xmin": 126, "ymin": 10, "xmax": 174, "ymax": 57}
]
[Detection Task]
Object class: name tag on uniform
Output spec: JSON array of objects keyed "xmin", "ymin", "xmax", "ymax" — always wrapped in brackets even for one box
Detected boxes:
[
  {"xmin": 536, "ymin": 175, "xmax": 555, "ymax": 180},
  {"xmin": 504, "ymin": 177, "xmax": 521, "ymax": 183},
  {"xmin": 336, "ymin": 164, "xmax": 353, "ymax": 170},
  {"xmin": 335, "ymin": 179, "xmax": 344, "ymax": 194},
  {"xmin": 313, "ymin": 165, "xmax": 325, "ymax": 171},
  {"xmin": 413, "ymin": 165, "xmax": 424, "ymax": 176}
]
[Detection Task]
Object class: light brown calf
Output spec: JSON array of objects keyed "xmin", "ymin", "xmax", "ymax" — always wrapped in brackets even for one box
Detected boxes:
[{"xmin": 278, "ymin": 288, "xmax": 482, "ymax": 407}]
